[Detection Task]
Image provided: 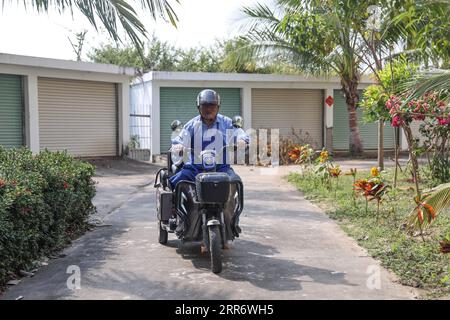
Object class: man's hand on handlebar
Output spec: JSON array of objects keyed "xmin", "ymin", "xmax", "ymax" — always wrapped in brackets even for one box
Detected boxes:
[{"xmin": 171, "ymin": 144, "xmax": 184, "ymax": 154}]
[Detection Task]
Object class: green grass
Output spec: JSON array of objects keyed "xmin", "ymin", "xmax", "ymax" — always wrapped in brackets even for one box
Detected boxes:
[{"xmin": 286, "ymin": 167, "xmax": 450, "ymax": 299}]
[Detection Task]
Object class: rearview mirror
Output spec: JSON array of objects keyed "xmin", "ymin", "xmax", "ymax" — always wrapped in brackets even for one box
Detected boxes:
[
  {"xmin": 232, "ymin": 115, "xmax": 244, "ymax": 128},
  {"xmin": 170, "ymin": 120, "xmax": 183, "ymax": 132}
]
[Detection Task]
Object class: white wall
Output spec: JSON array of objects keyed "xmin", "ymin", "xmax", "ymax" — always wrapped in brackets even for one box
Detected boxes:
[
  {"xmin": 323, "ymin": 88, "xmax": 334, "ymax": 151},
  {"xmin": 118, "ymin": 82, "xmax": 130, "ymax": 155},
  {"xmin": 151, "ymin": 81, "xmax": 161, "ymax": 155},
  {"xmin": 23, "ymin": 75, "xmax": 39, "ymax": 153}
]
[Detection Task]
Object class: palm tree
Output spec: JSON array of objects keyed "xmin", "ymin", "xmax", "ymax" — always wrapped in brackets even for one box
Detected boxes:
[
  {"xmin": 238, "ymin": 0, "xmax": 449, "ymax": 156},
  {"xmin": 1, "ymin": 0, "xmax": 179, "ymax": 53},
  {"xmin": 238, "ymin": 0, "xmax": 365, "ymax": 155}
]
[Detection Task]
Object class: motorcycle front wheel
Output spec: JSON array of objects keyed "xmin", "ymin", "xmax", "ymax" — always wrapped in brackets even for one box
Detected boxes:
[{"xmin": 208, "ymin": 225, "xmax": 222, "ymax": 274}]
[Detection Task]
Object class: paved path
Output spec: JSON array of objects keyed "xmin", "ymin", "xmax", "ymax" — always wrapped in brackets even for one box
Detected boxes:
[{"xmin": 1, "ymin": 164, "xmax": 417, "ymax": 300}]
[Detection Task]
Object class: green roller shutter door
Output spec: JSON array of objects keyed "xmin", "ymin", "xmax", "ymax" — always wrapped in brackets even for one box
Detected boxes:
[
  {"xmin": 160, "ymin": 87, "xmax": 241, "ymax": 152},
  {"xmin": 333, "ymin": 89, "xmax": 395, "ymax": 150},
  {"xmin": 0, "ymin": 74, "xmax": 23, "ymax": 148}
]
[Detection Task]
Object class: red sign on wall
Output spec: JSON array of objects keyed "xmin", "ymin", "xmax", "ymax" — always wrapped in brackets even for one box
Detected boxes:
[{"xmin": 325, "ymin": 95, "xmax": 334, "ymax": 107}]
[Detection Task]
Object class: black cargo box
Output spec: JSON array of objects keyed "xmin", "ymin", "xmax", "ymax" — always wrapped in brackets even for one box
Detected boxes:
[
  {"xmin": 156, "ymin": 187, "xmax": 173, "ymax": 221},
  {"xmin": 195, "ymin": 172, "xmax": 231, "ymax": 203}
]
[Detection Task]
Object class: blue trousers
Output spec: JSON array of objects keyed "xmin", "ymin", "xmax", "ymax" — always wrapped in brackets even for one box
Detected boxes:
[{"xmin": 168, "ymin": 164, "xmax": 240, "ymax": 190}]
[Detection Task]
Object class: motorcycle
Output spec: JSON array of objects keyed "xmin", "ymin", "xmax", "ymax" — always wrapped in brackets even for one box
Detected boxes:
[{"xmin": 153, "ymin": 121, "xmax": 245, "ymax": 274}]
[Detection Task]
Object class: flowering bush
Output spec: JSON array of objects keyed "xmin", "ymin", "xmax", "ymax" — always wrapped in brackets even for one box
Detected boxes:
[
  {"xmin": 318, "ymin": 149, "xmax": 329, "ymax": 164},
  {"xmin": 386, "ymin": 92, "xmax": 449, "ymax": 128},
  {"xmin": 0, "ymin": 147, "xmax": 96, "ymax": 286},
  {"xmin": 288, "ymin": 144, "xmax": 314, "ymax": 165},
  {"xmin": 313, "ymin": 148, "xmax": 335, "ymax": 188},
  {"xmin": 386, "ymin": 91, "xmax": 449, "ymax": 187},
  {"xmin": 287, "ymin": 146, "xmax": 301, "ymax": 162},
  {"xmin": 279, "ymin": 129, "xmax": 316, "ymax": 165},
  {"xmin": 327, "ymin": 165, "xmax": 342, "ymax": 196},
  {"xmin": 328, "ymin": 165, "xmax": 342, "ymax": 177},
  {"xmin": 354, "ymin": 167, "xmax": 389, "ymax": 216},
  {"xmin": 370, "ymin": 167, "xmax": 379, "ymax": 177},
  {"xmin": 354, "ymin": 178, "xmax": 386, "ymax": 201},
  {"xmin": 418, "ymin": 118, "xmax": 450, "ymax": 184}
]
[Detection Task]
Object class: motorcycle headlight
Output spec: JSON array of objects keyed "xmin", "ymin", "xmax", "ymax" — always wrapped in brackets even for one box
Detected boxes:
[{"xmin": 201, "ymin": 151, "xmax": 216, "ymax": 170}]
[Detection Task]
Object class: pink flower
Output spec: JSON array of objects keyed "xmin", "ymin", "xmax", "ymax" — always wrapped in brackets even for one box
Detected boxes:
[
  {"xmin": 391, "ymin": 115, "xmax": 403, "ymax": 127},
  {"xmin": 438, "ymin": 116, "xmax": 450, "ymax": 126},
  {"xmin": 386, "ymin": 100, "xmax": 392, "ymax": 109}
]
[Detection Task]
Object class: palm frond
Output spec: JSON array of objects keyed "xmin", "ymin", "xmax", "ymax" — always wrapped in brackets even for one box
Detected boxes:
[
  {"xmin": 386, "ymin": 0, "xmax": 450, "ymax": 64},
  {"xmin": 237, "ymin": 1, "xmax": 354, "ymax": 77},
  {"xmin": 423, "ymin": 183, "xmax": 450, "ymax": 216},
  {"xmin": 400, "ymin": 71, "xmax": 450, "ymax": 105},
  {"xmin": 139, "ymin": 0, "xmax": 179, "ymax": 26},
  {"xmin": 407, "ymin": 183, "xmax": 450, "ymax": 231},
  {"xmin": 236, "ymin": 24, "xmax": 335, "ymax": 76},
  {"xmin": 2, "ymin": 0, "xmax": 179, "ymax": 53},
  {"xmin": 238, "ymin": 3, "xmax": 282, "ymax": 35}
]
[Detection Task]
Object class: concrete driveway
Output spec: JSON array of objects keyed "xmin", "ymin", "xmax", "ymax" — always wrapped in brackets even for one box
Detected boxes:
[{"xmin": 0, "ymin": 161, "xmax": 417, "ymax": 300}]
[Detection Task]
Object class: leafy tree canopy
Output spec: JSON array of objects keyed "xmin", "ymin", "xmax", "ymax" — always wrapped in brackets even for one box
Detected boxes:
[
  {"xmin": 88, "ymin": 36, "xmax": 295, "ymax": 73},
  {"xmin": 361, "ymin": 57, "xmax": 419, "ymax": 122}
]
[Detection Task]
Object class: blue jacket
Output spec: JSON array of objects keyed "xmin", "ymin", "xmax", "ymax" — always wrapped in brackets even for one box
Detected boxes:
[{"xmin": 171, "ymin": 114, "xmax": 249, "ymax": 166}]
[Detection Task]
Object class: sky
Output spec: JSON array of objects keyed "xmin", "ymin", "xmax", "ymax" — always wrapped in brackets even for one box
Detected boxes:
[{"xmin": 0, "ymin": 0, "xmax": 272, "ymax": 61}]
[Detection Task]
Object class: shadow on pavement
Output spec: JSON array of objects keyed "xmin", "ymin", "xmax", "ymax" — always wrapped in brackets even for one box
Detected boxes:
[{"xmin": 172, "ymin": 239, "xmax": 358, "ymax": 292}]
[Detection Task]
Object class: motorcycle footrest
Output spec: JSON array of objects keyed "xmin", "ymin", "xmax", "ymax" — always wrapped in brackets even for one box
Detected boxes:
[{"xmin": 161, "ymin": 223, "xmax": 174, "ymax": 233}]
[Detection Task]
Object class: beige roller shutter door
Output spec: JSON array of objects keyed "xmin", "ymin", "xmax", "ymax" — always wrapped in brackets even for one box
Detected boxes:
[
  {"xmin": 38, "ymin": 78, "xmax": 117, "ymax": 157},
  {"xmin": 252, "ymin": 89, "xmax": 324, "ymax": 149}
]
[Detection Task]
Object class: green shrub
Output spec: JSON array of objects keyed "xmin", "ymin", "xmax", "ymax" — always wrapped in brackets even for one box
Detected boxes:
[{"xmin": 0, "ymin": 147, "xmax": 96, "ymax": 286}]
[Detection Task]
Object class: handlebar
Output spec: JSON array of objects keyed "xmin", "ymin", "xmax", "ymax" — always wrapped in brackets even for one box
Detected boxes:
[
  {"xmin": 171, "ymin": 144, "xmax": 248, "ymax": 169},
  {"xmin": 171, "ymin": 144, "xmax": 244, "ymax": 158}
]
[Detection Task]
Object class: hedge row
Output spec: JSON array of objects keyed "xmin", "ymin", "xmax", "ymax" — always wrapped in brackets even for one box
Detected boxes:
[{"xmin": 0, "ymin": 147, "xmax": 96, "ymax": 286}]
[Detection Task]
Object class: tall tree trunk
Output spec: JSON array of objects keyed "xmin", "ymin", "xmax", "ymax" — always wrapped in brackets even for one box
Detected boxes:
[{"xmin": 342, "ymin": 81, "xmax": 364, "ymax": 156}]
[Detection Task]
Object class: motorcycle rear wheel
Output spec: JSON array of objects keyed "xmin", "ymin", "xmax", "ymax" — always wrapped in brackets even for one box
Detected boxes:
[{"xmin": 209, "ymin": 225, "xmax": 222, "ymax": 273}]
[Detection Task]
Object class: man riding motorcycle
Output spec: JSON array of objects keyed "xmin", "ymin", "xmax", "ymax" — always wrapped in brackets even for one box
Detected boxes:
[{"xmin": 168, "ymin": 89, "xmax": 248, "ymax": 190}]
